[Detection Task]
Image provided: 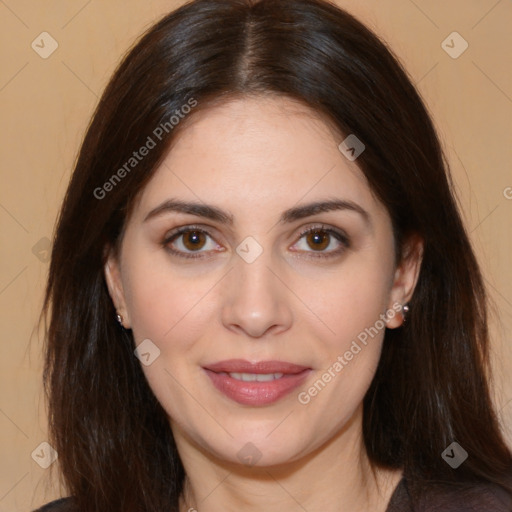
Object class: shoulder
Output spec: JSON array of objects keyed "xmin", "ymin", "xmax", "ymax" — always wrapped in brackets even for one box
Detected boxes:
[
  {"xmin": 431, "ymin": 483, "xmax": 512, "ymax": 511},
  {"xmin": 32, "ymin": 497, "xmax": 77, "ymax": 512},
  {"xmin": 403, "ymin": 478, "xmax": 512, "ymax": 512}
]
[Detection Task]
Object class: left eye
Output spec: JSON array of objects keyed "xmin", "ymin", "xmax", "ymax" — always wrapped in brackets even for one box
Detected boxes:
[
  {"xmin": 162, "ymin": 224, "xmax": 349, "ymax": 260},
  {"xmin": 293, "ymin": 225, "xmax": 349, "ymax": 257}
]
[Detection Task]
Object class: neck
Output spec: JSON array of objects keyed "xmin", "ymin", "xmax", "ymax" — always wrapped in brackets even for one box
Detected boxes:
[{"xmin": 174, "ymin": 407, "xmax": 402, "ymax": 512}]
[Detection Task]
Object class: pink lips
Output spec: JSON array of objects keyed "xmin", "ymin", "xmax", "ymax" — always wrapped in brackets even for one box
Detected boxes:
[{"xmin": 203, "ymin": 359, "xmax": 312, "ymax": 406}]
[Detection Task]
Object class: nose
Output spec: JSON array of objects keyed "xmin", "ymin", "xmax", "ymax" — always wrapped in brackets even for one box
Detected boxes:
[{"xmin": 220, "ymin": 249, "xmax": 293, "ymax": 339}]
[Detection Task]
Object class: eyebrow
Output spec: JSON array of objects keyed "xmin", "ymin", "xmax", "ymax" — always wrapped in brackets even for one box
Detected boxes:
[{"xmin": 143, "ymin": 197, "xmax": 371, "ymax": 227}]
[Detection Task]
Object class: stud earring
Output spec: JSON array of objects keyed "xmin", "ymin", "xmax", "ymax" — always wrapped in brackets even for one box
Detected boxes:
[{"xmin": 116, "ymin": 312, "xmax": 124, "ymax": 326}]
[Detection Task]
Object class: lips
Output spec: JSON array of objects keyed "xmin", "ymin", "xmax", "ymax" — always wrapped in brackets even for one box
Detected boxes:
[
  {"xmin": 204, "ymin": 359, "xmax": 310, "ymax": 374},
  {"xmin": 203, "ymin": 359, "xmax": 312, "ymax": 406}
]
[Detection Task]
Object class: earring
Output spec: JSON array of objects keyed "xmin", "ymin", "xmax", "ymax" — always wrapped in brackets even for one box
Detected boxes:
[
  {"xmin": 116, "ymin": 312, "xmax": 124, "ymax": 326},
  {"xmin": 402, "ymin": 303, "xmax": 410, "ymax": 324}
]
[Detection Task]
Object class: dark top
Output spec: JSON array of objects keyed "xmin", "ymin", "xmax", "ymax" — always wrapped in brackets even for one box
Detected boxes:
[
  {"xmin": 386, "ymin": 476, "xmax": 512, "ymax": 511},
  {"xmin": 33, "ymin": 476, "xmax": 512, "ymax": 511}
]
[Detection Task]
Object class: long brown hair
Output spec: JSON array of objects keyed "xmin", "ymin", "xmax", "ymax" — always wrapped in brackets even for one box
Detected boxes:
[{"xmin": 41, "ymin": 0, "xmax": 512, "ymax": 510}]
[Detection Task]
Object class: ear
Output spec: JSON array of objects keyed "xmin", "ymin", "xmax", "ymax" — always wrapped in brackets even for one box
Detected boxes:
[
  {"xmin": 385, "ymin": 234, "xmax": 424, "ymax": 328},
  {"xmin": 104, "ymin": 246, "xmax": 131, "ymax": 329}
]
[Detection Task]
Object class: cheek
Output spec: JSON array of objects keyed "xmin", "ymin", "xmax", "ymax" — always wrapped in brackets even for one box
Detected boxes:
[
  {"xmin": 122, "ymin": 240, "xmax": 195, "ymax": 330},
  {"xmin": 123, "ymin": 251, "xmax": 223, "ymax": 376},
  {"xmin": 293, "ymin": 250, "xmax": 393, "ymax": 408},
  {"xmin": 303, "ymin": 252, "xmax": 394, "ymax": 346},
  {"xmin": 127, "ymin": 273, "xmax": 210, "ymax": 344},
  {"xmin": 296, "ymin": 281, "xmax": 388, "ymax": 430},
  {"xmin": 123, "ymin": 263, "xmax": 217, "ymax": 420}
]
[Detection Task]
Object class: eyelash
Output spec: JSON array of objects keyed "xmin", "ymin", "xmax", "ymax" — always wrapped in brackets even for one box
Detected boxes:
[{"xmin": 162, "ymin": 223, "xmax": 350, "ymax": 260}]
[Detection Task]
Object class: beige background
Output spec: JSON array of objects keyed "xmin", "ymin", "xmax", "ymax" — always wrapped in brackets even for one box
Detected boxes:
[{"xmin": 0, "ymin": 0, "xmax": 511, "ymax": 510}]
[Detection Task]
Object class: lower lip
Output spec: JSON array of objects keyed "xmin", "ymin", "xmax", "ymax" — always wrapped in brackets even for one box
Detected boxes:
[{"xmin": 203, "ymin": 368, "xmax": 311, "ymax": 406}]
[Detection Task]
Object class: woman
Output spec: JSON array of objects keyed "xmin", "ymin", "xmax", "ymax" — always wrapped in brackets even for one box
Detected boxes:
[{"xmin": 36, "ymin": 0, "xmax": 512, "ymax": 510}]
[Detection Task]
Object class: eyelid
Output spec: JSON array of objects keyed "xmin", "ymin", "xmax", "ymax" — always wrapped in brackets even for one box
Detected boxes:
[
  {"xmin": 162, "ymin": 224, "xmax": 221, "ymax": 260},
  {"xmin": 296, "ymin": 223, "xmax": 350, "ymax": 246},
  {"xmin": 291, "ymin": 223, "xmax": 350, "ymax": 259},
  {"xmin": 162, "ymin": 222, "xmax": 350, "ymax": 260}
]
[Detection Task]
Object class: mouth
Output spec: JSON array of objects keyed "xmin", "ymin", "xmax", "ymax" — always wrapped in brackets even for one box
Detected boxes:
[{"xmin": 202, "ymin": 359, "xmax": 312, "ymax": 406}]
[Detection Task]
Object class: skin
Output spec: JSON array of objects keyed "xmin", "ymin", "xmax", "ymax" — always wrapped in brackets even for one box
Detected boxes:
[{"xmin": 104, "ymin": 96, "xmax": 423, "ymax": 512}]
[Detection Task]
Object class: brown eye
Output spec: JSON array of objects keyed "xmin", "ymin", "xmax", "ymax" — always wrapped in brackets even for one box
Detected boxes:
[
  {"xmin": 305, "ymin": 230, "xmax": 330, "ymax": 251},
  {"xmin": 293, "ymin": 224, "xmax": 350, "ymax": 259},
  {"xmin": 163, "ymin": 226, "xmax": 219, "ymax": 259},
  {"xmin": 181, "ymin": 230, "xmax": 207, "ymax": 251}
]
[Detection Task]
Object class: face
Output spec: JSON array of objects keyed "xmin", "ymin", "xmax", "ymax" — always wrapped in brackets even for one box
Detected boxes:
[{"xmin": 105, "ymin": 96, "xmax": 421, "ymax": 468}]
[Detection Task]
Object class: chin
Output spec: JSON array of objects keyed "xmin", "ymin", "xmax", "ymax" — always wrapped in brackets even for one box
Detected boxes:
[{"xmin": 190, "ymin": 424, "xmax": 315, "ymax": 469}]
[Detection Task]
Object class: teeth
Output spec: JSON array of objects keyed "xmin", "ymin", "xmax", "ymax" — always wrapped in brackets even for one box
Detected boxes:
[{"xmin": 227, "ymin": 372, "xmax": 284, "ymax": 382}]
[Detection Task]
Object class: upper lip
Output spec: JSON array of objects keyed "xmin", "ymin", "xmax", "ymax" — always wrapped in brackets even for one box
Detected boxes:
[{"xmin": 204, "ymin": 359, "xmax": 310, "ymax": 374}]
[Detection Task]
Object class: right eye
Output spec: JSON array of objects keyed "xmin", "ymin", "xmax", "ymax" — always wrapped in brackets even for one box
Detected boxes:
[{"xmin": 162, "ymin": 226, "xmax": 222, "ymax": 259}]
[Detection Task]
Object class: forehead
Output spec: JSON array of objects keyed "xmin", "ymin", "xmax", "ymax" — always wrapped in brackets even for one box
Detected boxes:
[{"xmin": 132, "ymin": 96, "xmax": 385, "ymax": 224}]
